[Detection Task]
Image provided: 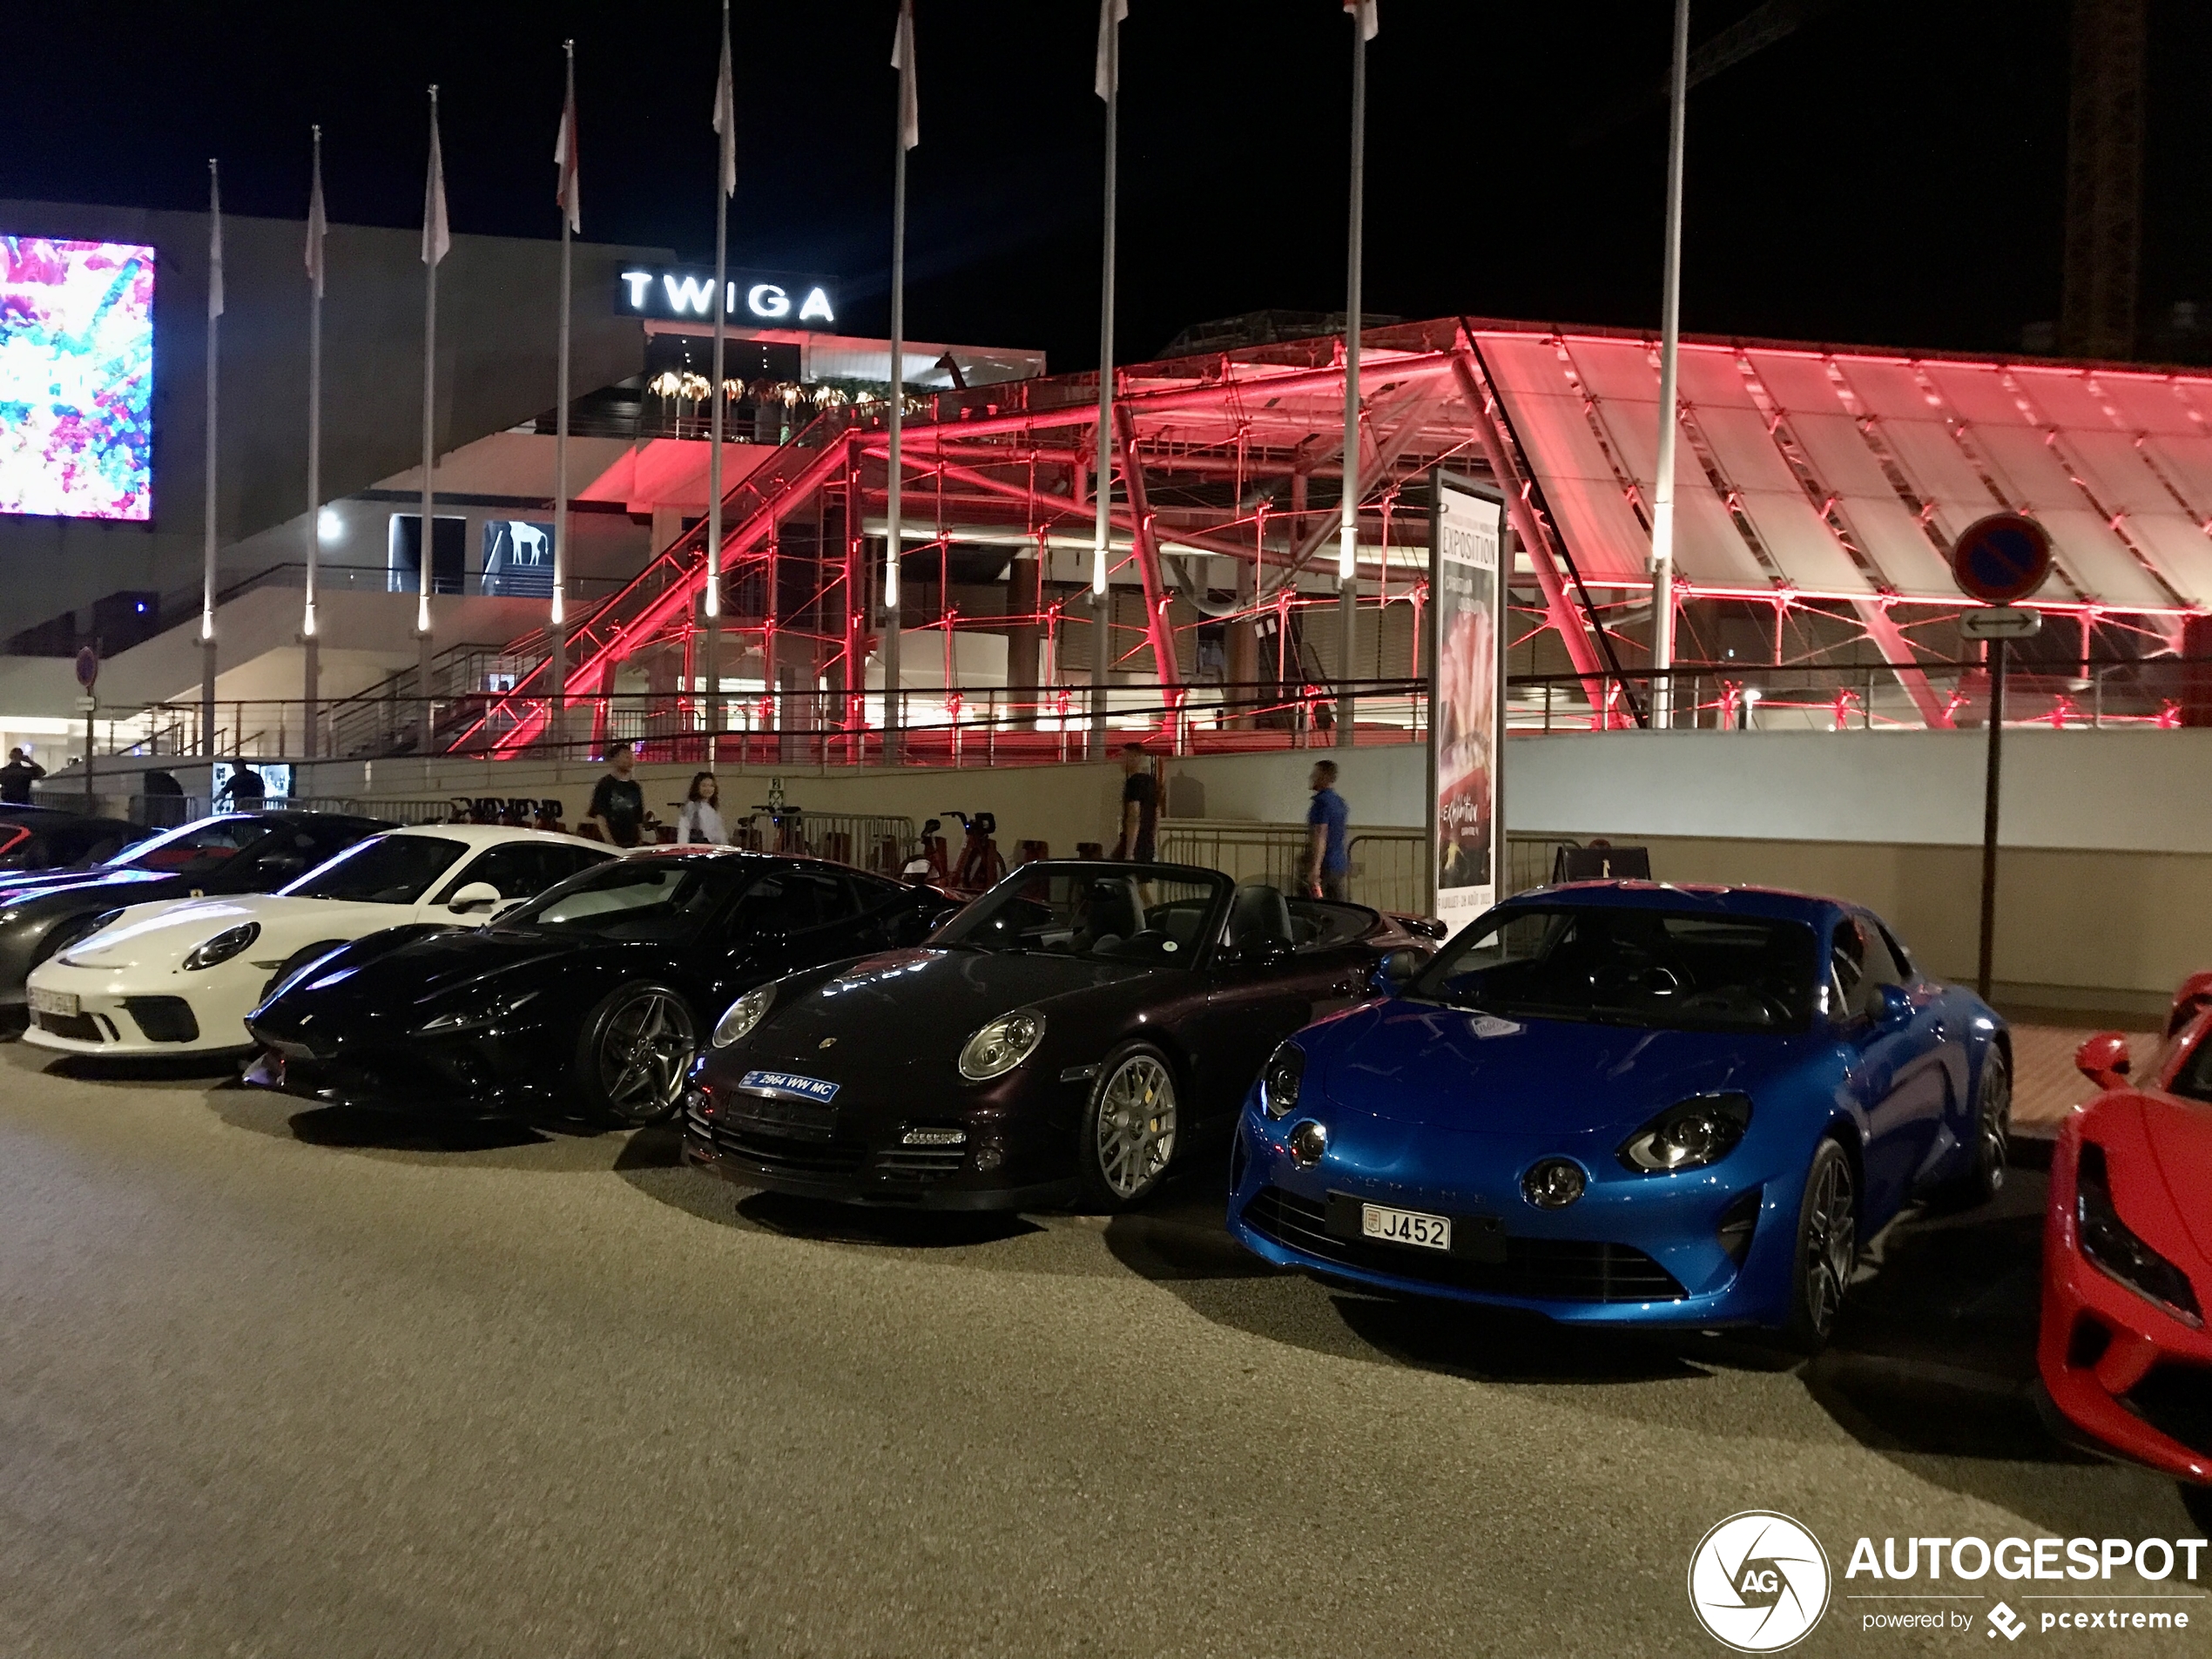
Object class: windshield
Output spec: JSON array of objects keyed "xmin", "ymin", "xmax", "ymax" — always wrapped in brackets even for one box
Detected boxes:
[
  {"xmin": 496, "ymin": 854, "xmax": 738, "ymax": 943},
  {"xmin": 101, "ymin": 816, "xmax": 263, "ymax": 877},
  {"xmin": 1410, "ymin": 903, "xmax": 1817, "ymax": 1033},
  {"xmin": 935, "ymin": 867, "xmax": 1229, "ymax": 966},
  {"xmin": 282, "ymin": 833, "xmax": 465, "ymax": 905}
]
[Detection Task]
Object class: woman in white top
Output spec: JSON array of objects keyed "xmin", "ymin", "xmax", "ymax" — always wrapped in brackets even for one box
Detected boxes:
[{"xmin": 676, "ymin": 772, "xmax": 731, "ymax": 846}]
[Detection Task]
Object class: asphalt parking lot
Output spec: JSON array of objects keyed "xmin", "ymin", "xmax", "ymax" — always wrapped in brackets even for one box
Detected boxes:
[{"xmin": 0, "ymin": 1037, "xmax": 2197, "ymax": 1659}]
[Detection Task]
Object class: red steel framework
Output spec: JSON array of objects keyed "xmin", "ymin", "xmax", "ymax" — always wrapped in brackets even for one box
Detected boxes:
[{"xmin": 445, "ymin": 316, "xmax": 2212, "ymax": 759}]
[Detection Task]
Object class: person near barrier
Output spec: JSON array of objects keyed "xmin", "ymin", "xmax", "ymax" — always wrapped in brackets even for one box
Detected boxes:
[
  {"xmin": 585, "ymin": 742, "xmax": 646, "ymax": 848},
  {"xmin": 1305, "ymin": 759, "xmax": 1350, "ymax": 901},
  {"xmin": 0, "ymin": 748, "xmax": 45, "ymax": 806},
  {"xmin": 676, "ymin": 772, "xmax": 731, "ymax": 846},
  {"xmin": 219, "ymin": 765, "xmax": 266, "ymax": 806},
  {"xmin": 1115, "ymin": 744, "xmax": 1157, "ymax": 862}
]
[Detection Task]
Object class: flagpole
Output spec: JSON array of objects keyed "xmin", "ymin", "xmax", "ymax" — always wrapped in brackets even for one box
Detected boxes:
[
  {"xmin": 551, "ymin": 44, "xmax": 576, "ymax": 765},
  {"xmin": 201, "ymin": 158, "xmax": 222, "ymax": 772},
  {"xmin": 1090, "ymin": 0, "xmax": 1122, "ymax": 756},
  {"xmin": 707, "ymin": 2, "xmax": 734, "ymax": 764},
  {"xmin": 1650, "ymin": 0, "xmax": 1690, "ymax": 730},
  {"xmin": 1336, "ymin": 3, "xmax": 1371, "ymax": 751},
  {"xmin": 303, "ymin": 126, "xmax": 325, "ymax": 764},
  {"xmin": 884, "ymin": 0, "xmax": 916, "ymax": 766},
  {"xmin": 418, "ymin": 85, "xmax": 442, "ymax": 745}
]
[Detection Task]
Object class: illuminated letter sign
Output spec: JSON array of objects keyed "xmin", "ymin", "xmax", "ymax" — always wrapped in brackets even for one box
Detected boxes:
[{"xmin": 617, "ymin": 266, "xmax": 838, "ymax": 327}]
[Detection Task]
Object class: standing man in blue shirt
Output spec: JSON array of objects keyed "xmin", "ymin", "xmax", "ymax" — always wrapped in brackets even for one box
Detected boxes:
[{"xmin": 1305, "ymin": 759, "xmax": 1350, "ymax": 900}]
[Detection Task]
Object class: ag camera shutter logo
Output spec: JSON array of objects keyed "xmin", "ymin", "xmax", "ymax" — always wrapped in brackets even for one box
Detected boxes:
[{"xmin": 1688, "ymin": 1512, "xmax": 1833, "ymax": 1652}]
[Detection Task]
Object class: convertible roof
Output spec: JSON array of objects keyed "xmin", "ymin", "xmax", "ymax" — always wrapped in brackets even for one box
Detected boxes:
[{"xmin": 1523, "ymin": 880, "xmax": 1846, "ymax": 924}]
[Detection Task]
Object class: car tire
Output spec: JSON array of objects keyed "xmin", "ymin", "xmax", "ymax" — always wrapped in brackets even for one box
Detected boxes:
[
  {"xmin": 259, "ymin": 940, "xmax": 352, "ymax": 1005},
  {"xmin": 1780, "ymin": 1137, "xmax": 1858, "ymax": 1355},
  {"xmin": 1940, "ymin": 1046, "xmax": 2012, "ymax": 1210},
  {"xmin": 1077, "ymin": 1042, "xmax": 1181, "ymax": 1211},
  {"xmin": 572, "ymin": 982, "xmax": 697, "ymax": 1128}
]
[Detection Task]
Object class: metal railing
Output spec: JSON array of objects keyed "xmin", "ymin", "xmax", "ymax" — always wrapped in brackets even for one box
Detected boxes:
[{"xmin": 1156, "ymin": 823, "xmax": 1581, "ymax": 917}]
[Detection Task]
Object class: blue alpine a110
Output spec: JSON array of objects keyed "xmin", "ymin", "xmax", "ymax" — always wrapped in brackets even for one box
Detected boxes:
[{"xmin": 1227, "ymin": 883, "xmax": 2012, "ymax": 1348}]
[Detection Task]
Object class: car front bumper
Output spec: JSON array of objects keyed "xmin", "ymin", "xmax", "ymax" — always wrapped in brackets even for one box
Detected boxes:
[
  {"xmin": 1225, "ymin": 1100, "xmax": 1802, "ymax": 1329},
  {"xmin": 19, "ymin": 962, "xmax": 252, "ymax": 1055}
]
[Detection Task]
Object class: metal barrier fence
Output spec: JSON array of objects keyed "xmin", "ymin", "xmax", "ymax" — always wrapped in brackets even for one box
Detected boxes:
[
  {"xmin": 716, "ymin": 811, "xmax": 914, "ymax": 877},
  {"xmin": 1156, "ymin": 823, "xmax": 1581, "ymax": 917}
]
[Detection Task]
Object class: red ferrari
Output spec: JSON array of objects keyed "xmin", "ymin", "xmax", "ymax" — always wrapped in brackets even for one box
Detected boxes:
[{"xmin": 2040, "ymin": 978, "xmax": 2212, "ymax": 1527}]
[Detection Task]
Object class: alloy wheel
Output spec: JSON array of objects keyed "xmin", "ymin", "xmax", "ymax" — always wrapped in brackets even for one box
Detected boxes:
[
  {"xmin": 1095, "ymin": 1055, "xmax": 1177, "ymax": 1200},
  {"xmin": 599, "ymin": 990, "xmax": 696, "ymax": 1123},
  {"xmin": 1979, "ymin": 1058, "xmax": 2011, "ymax": 1191},
  {"xmin": 1802, "ymin": 1156, "xmax": 1857, "ymax": 1339}
]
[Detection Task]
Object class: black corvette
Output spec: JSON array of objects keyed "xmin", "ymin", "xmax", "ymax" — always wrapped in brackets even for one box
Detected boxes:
[
  {"xmin": 0, "ymin": 810, "xmax": 392, "ymax": 1011},
  {"xmin": 242, "ymin": 848, "xmax": 960, "ymax": 1124},
  {"xmin": 683, "ymin": 860, "xmax": 1435, "ymax": 1211}
]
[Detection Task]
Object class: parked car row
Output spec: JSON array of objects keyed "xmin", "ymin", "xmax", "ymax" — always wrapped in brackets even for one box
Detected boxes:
[{"xmin": 6, "ymin": 812, "xmax": 2200, "ymax": 1524}]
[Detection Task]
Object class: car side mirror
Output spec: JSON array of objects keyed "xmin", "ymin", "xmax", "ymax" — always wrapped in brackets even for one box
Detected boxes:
[
  {"xmin": 2074, "ymin": 1031, "xmax": 2131, "ymax": 1090},
  {"xmin": 1874, "ymin": 983, "xmax": 1912, "ymax": 1028},
  {"xmin": 1371, "ymin": 948, "xmax": 1421, "ymax": 996},
  {"xmin": 260, "ymin": 853, "xmax": 309, "ymax": 879},
  {"xmin": 448, "ymin": 881, "xmax": 503, "ymax": 915}
]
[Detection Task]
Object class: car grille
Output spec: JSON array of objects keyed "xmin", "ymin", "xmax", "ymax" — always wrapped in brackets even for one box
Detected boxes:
[
  {"xmin": 687, "ymin": 1109, "xmax": 867, "ymax": 1177},
  {"xmin": 2125, "ymin": 1362, "xmax": 2212, "ymax": 1458},
  {"xmin": 33, "ymin": 1009, "xmax": 107, "ymax": 1043},
  {"xmin": 1241, "ymin": 1184, "xmax": 1687, "ymax": 1304},
  {"xmin": 873, "ymin": 1146, "xmax": 967, "ymax": 1178},
  {"xmin": 123, "ymin": 996, "xmax": 199, "ymax": 1044},
  {"xmin": 721, "ymin": 1094, "xmax": 838, "ymax": 1141}
]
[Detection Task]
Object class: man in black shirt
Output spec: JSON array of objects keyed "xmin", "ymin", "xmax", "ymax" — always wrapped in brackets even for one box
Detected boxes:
[
  {"xmin": 586, "ymin": 741, "xmax": 647, "ymax": 847},
  {"xmin": 1116, "ymin": 743, "xmax": 1157, "ymax": 863},
  {"xmin": 0, "ymin": 748, "xmax": 44, "ymax": 806}
]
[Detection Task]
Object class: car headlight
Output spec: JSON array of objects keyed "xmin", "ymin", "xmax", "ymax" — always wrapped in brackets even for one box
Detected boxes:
[
  {"xmin": 183, "ymin": 921, "xmax": 260, "ymax": 972},
  {"xmin": 958, "ymin": 1008, "xmax": 1046, "ymax": 1081},
  {"xmin": 711, "ymin": 984, "xmax": 775, "ymax": 1049},
  {"xmin": 2078, "ymin": 1142, "xmax": 2203, "ymax": 1328},
  {"xmin": 1262, "ymin": 1041, "xmax": 1305, "ymax": 1119},
  {"xmin": 419, "ymin": 987, "xmax": 540, "ymax": 1034},
  {"xmin": 1618, "ymin": 1092, "xmax": 1752, "ymax": 1173}
]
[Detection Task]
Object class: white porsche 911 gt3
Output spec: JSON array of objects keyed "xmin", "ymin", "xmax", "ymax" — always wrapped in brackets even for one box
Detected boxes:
[{"xmin": 22, "ymin": 825, "xmax": 614, "ymax": 1056}]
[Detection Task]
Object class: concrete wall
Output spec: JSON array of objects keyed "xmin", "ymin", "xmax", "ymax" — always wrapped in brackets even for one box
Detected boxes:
[{"xmin": 0, "ymin": 198, "xmax": 668, "ymax": 631}]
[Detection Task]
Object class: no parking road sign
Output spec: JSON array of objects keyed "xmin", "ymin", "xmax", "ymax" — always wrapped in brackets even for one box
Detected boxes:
[{"xmin": 1951, "ymin": 512, "xmax": 2053, "ymax": 605}]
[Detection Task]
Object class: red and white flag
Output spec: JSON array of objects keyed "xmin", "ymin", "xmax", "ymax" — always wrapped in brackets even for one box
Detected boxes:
[
  {"xmin": 891, "ymin": 0, "xmax": 919, "ymax": 151},
  {"xmin": 305, "ymin": 129, "xmax": 327, "ymax": 297},
  {"xmin": 1095, "ymin": 0, "xmax": 1128, "ymax": 100},
  {"xmin": 555, "ymin": 49, "xmax": 581, "ymax": 233},
  {"xmin": 423, "ymin": 89, "xmax": 451, "ymax": 266},
  {"xmin": 1344, "ymin": 0, "xmax": 1378, "ymax": 41},
  {"xmin": 712, "ymin": 6, "xmax": 737, "ymax": 198},
  {"xmin": 206, "ymin": 159, "xmax": 224, "ymax": 320}
]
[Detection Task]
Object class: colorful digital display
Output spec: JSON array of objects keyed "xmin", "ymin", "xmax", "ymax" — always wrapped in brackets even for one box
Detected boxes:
[{"xmin": 0, "ymin": 236, "xmax": 156, "ymax": 521}]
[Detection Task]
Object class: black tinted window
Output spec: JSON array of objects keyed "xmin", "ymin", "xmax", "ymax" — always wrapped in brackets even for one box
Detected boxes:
[
  {"xmin": 441, "ymin": 843, "xmax": 578, "ymax": 902},
  {"xmin": 1831, "ymin": 918, "xmax": 1905, "ymax": 1021},
  {"xmin": 727, "ymin": 870, "xmax": 853, "ymax": 934},
  {"xmin": 287, "ymin": 835, "xmax": 466, "ymax": 904},
  {"xmin": 502, "ymin": 855, "xmax": 738, "ymax": 942}
]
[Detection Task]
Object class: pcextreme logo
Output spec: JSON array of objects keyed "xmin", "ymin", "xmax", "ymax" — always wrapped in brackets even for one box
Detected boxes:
[{"xmin": 1689, "ymin": 1511, "xmax": 1834, "ymax": 1653}]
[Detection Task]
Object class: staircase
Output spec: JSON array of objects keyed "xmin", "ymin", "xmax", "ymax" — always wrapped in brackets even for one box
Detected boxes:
[{"xmin": 448, "ymin": 410, "xmax": 863, "ymax": 758}]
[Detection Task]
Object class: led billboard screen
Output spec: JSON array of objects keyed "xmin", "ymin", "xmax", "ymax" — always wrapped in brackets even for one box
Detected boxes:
[{"xmin": 1, "ymin": 236, "xmax": 155, "ymax": 521}]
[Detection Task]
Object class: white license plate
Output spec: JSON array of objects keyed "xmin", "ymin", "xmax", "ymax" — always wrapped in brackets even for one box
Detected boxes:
[
  {"xmin": 29, "ymin": 987, "xmax": 78, "ymax": 1018},
  {"xmin": 1361, "ymin": 1203, "xmax": 1452, "ymax": 1251}
]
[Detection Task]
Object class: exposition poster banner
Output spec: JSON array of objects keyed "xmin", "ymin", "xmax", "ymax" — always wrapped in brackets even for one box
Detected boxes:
[{"xmin": 1428, "ymin": 472, "xmax": 1505, "ymax": 932}]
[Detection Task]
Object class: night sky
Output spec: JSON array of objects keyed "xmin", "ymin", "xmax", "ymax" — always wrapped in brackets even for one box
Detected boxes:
[{"xmin": 5, "ymin": 1, "xmax": 2208, "ymax": 369}]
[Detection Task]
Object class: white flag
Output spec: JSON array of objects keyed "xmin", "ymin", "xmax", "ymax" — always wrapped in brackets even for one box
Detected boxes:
[
  {"xmin": 712, "ymin": 9, "xmax": 737, "ymax": 199},
  {"xmin": 891, "ymin": 0, "xmax": 918, "ymax": 151},
  {"xmin": 206, "ymin": 161, "xmax": 224, "ymax": 320},
  {"xmin": 555, "ymin": 57, "xmax": 582, "ymax": 233},
  {"xmin": 423, "ymin": 92, "xmax": 451, "ymax": 266},
  {"xmin": 1094, "ymin": 0, "xmax": 1128, "ymax": 100},
  {"xmin": 305, "ymin": 132, "xmax": 327, "ymax": 298},
  {"xmin": 1344, "ymin": 0, "xmax": 1378, "ymax": 41}
]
